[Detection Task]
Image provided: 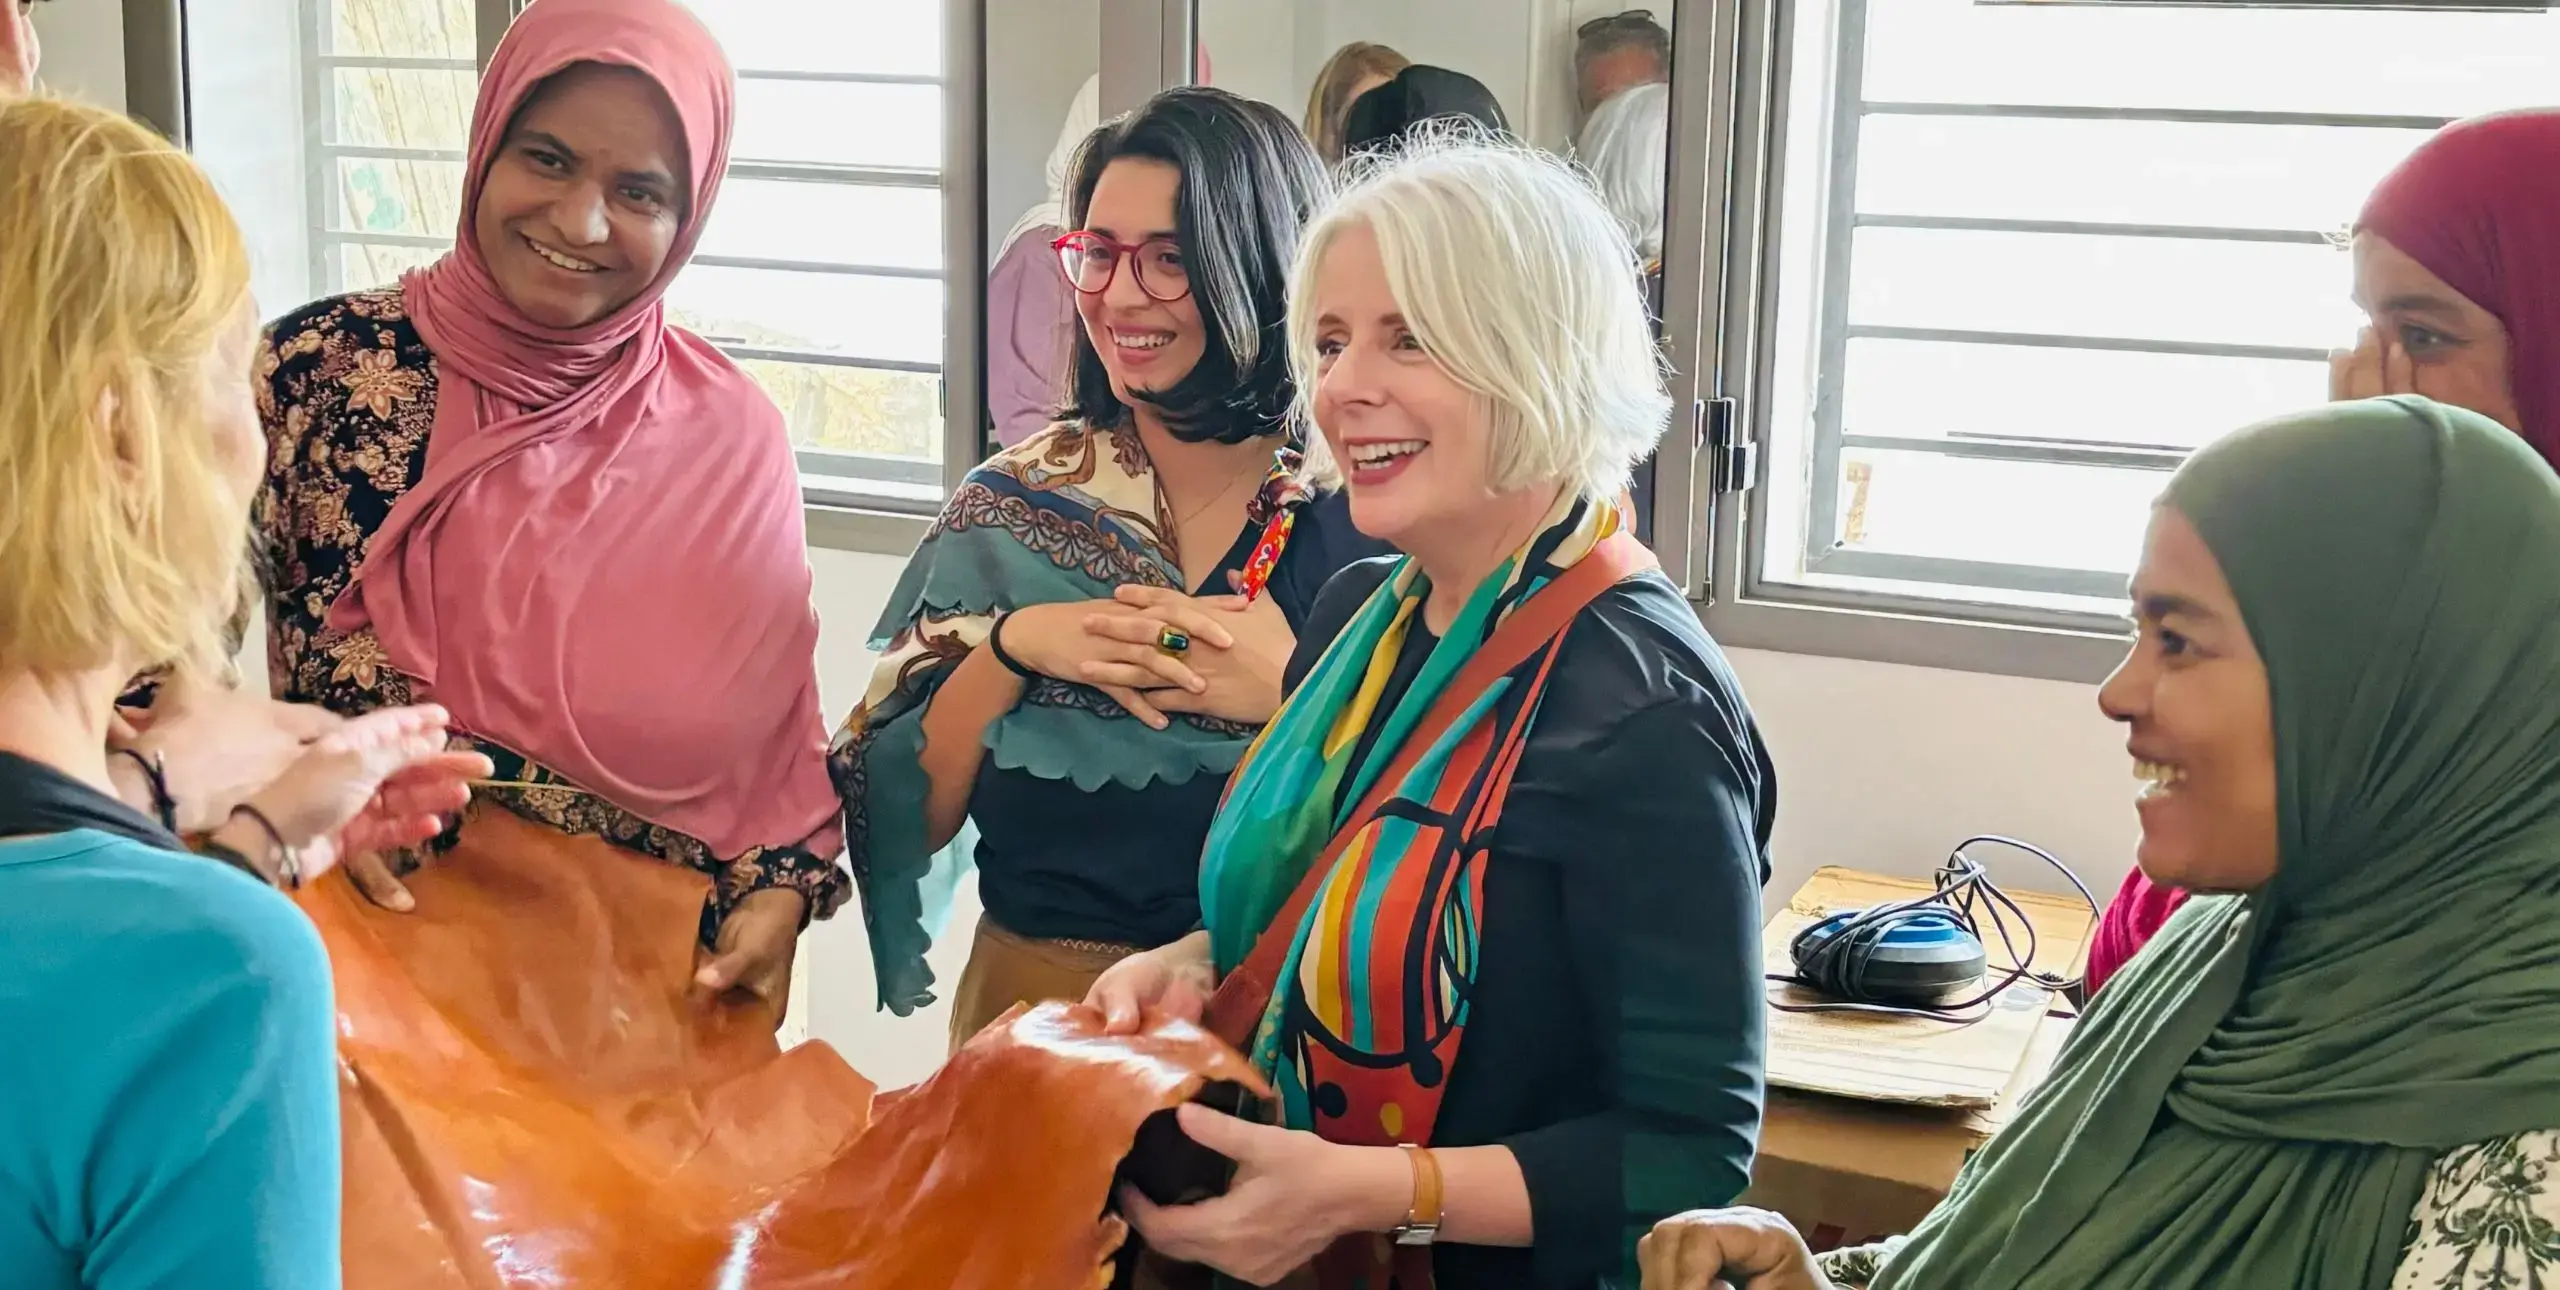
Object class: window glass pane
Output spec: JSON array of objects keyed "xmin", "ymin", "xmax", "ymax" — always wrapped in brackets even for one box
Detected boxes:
[
  {"xmin": 334, "ymin": 157, "xmax": 466, "ymax": 239},
  {"xmin": 338, "ymin": 240, "xmax": 450, "ymax": 294},
  {"xmin": 668, "ymin": 267, "xmax": 944, "ymax": 367},
  {"xmin": 1832, "ymin": 449, "xmax": 2159, "ymax": 582},
  {"xmin": 1749, "ymin": 0, "xmax": 2560, "ymax": 616},
  {"xmin": 735, "ymin": 80, "xmax": 942, "ymax": 171},
  {"xmin": 1855, "ymin": 116, "xmax": 2431, "ymax": 232},
  {"xmin": 740, "ymin": 360, "xmax": 943, "ymax": 460},
  {"xmin": 1864, "ymin": 0, "xmax": 2560, "ymax": 117},
  {"xmin": 1841, "ymin": 339, "xmax": 2326, "ymax": 452},
  {"xmin": 699, "ymin": 180, "xmax": 943, "ymax": 271},
  {"xmin": 329, "ymin": 0, "xmax": 473, "ymax": 60},
  {"xmin": 687, "ymin": 0, "xmax": 941, "ymax": 78},
  {"xmin": 331, "ymin": 68, "xmax": 476, "ymax": 151},
  {"xmin": 1847, "ymin": 228, "xmax": 2353, "ymax": 352}
]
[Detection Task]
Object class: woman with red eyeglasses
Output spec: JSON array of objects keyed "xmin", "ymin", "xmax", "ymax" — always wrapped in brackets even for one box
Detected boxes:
[{"xmin": 835, "ymin": 86, "xmax": 1388, "ymax": 1051}]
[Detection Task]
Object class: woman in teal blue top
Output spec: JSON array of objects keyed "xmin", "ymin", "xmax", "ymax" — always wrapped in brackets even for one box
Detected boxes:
[
  {"xmin": 0, "ymin": 807, "xmax": 336, "ymax": 1287},
  {"xmin": 0, "ymin": 96, "xmax": 487, "ymax": 1288}
]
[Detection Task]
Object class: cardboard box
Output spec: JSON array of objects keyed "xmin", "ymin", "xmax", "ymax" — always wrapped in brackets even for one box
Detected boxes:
[{"xmin": 1739, "ymin": 867, "xmax": 2091, "ymax": 1250}]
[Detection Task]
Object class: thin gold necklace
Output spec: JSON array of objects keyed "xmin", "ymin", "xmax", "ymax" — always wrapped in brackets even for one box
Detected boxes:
[{"xmin": 1162, "ymin": 450, "xmax": 1266, "ymax": 534}]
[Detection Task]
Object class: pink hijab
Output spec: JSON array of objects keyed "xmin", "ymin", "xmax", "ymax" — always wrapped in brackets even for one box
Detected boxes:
[{"xmin": 331, "ymin": 0, "xmax": 841, "ymax": 861}]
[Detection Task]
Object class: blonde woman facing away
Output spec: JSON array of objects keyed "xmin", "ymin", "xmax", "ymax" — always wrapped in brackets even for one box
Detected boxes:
[{"xmin": 0, "ymin": 97, "xmax": 488, "ymax": 1288}]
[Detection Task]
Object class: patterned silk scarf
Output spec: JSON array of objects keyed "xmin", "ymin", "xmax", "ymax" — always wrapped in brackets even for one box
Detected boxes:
[
  {"xmin": 1197, "ymin": 496, "xmax": 1626, "ymax": 1288},
  {"xmin": 833, "ymin": 421, "xmax": 1305, "ymax": 1016}
]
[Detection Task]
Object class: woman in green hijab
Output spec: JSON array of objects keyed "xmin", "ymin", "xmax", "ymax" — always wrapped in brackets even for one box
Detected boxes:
[{"xmin": 1639, "ymin": 396, "xmax": 2560, "ymax": 1290}]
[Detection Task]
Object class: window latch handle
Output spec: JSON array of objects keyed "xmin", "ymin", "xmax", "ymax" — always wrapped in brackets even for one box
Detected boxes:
[{"xmin": 1701, "ymin": 397, "xmax": 1754, "ymax": 495}]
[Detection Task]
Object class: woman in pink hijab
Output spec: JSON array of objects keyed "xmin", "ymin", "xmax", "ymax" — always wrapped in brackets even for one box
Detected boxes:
[
  {"xmin": 254, "ymin": 0, "xmax": 842, "ymax": 1017},
  {"xmin": 2086, "ymin": 108, "xmax": 2560, "ymax": 998}
]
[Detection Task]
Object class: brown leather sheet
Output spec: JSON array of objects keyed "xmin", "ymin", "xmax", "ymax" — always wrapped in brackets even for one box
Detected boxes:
[{"xmin": 300, "ymin": 807, "xmax": 1264, "ymax": 1290}]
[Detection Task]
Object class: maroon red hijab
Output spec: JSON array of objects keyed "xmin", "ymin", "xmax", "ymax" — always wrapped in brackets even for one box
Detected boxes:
[{"xmin": 2358, "ymin": 107, "xmax": 2560, "ymax": 461}]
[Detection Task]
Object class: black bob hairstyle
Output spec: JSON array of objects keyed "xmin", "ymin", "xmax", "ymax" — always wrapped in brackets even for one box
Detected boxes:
[
  {"xmin": 1341, "ymin": 66, "xmax": 1511, "ymax": 159},
  {"xmin": 1058, "ymin": 86, "xmax": 1330, "ymax": 445}
]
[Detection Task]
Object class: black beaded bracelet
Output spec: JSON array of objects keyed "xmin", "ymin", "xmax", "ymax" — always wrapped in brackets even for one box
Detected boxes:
[
  {"xmin": 228, "ymin": 803, "xmax": 302, "ymax": 891},
  {"xmin": 114, "ymin": 746, "xmax": 178, "ymax": 833},
  {"xmin": 195, "ymin": 838, "xmax": 270, "ymax": 885},
  {"xmin": 985, "ymin": 611, "xmax": 1039, "ymax": 681}
]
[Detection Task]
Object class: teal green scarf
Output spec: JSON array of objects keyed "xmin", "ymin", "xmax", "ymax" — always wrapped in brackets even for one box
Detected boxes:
[
  {"xmin": 832, "ymin": 422, "xmax": 1304, "ymax": 1015},
  {"xmin": 1876, "ymin": 397, "xmax": 2560, "ymax": 1290}
]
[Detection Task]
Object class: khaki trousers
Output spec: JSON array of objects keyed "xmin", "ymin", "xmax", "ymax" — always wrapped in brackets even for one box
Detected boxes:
[{"xmin": 945, "ymin": 914, "xmax": 1141, "ymax": 1054}]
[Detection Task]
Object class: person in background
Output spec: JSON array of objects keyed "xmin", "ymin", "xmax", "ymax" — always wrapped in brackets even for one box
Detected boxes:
[
  {"xmin": 1086, "ymin": 135, "xmax": 1774, "ymax": 1290},
  {"xmin": 1302, "ymin": 40, "xmax": 1410, "ymax": 167},
  {"xmin": 1641, "ymin": 398, "xmax": 2560, "ymax": 1290},
  {"xmin": 1, "ymin": 0, "xmax": 39, "ymax": 96},
  {"xmin": 1574, "ymin": 9, "xmax": 1670, "ymax": 122},
  {"xmin": 1582, "ymin": 82, "xmax": 1670, "ymax": 287},
  {"xmin": 1580, "ymin": 79, "xmax": 1672, "ymax": 544},
  {"xmin": 988, "ymin": 73, "xmax": 1101, "ymax": 449},
  {"xmin": 0, "ymin": 93, "xmax": 487, "ymax": 1289},
  {"xmin": 838, "ymin": 87, "xmax": 1387, "ymax": 1051},
  {"xmin": 2082, "ymin": 108, "xmax": 2560, "ymax": 998},
  {"xmin": 1340, "ymin": 65, "xmax": 1511, "ymax": 159},
  {"xmin": 256, "ymin": 0, "xmax": 846, "ymax": 1019}
]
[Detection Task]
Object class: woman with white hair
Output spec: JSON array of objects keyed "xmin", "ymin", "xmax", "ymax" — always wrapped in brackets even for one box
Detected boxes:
[{"xmin": 1087, "ymin": 133, "xmax": 1775, "ymax": 1290}]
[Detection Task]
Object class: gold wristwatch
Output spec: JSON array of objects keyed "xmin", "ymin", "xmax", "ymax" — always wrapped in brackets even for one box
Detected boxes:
[{"xmin": 1388, "ymin": 1143, "xmax": 1444, "ymax": 1247}]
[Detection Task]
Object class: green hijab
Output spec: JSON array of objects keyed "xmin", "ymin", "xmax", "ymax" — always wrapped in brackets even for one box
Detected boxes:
[{"xmin": 1874, "ymin": 397, "xmax": 2560, "ymax": 1290}]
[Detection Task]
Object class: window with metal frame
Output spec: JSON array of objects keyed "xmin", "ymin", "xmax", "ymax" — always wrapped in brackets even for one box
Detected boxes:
[
  {"xmin": 307, "ymin": 0, "xmax": 955, "ymax": 508},
  {"xmin": 1716, "ymin": 0, "xmax": 2560, "ymax": 640},
  {"xmin": 309, "ymin": 0, "xmax": 477, "ymax": 296}
]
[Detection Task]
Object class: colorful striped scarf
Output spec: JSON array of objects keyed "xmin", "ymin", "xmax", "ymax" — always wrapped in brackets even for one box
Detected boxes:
[{"xmin": 1199, "ymin": 491, "xmax": 1617, "ymax": 1156}]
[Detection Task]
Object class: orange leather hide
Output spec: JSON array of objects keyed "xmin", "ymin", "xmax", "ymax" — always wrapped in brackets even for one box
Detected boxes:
[{"xmin": 299, "ymin": 808, "xmax": 1264, "ymax": 1289}]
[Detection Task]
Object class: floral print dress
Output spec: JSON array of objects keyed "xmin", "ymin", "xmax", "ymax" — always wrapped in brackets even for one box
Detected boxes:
[
  {"xmin": 255, "ymin": 289, "xmax": 846, "ymax": 942},
  {"xmin": 1812, "ymin": 1131, "xmax": 2560, "ymax": 1288}
]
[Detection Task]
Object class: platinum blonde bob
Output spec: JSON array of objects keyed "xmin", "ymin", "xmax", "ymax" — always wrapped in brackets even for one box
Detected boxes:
[{"xmin": 1287, "ymin": 128, "xmax": 1670, "ymax": 499}]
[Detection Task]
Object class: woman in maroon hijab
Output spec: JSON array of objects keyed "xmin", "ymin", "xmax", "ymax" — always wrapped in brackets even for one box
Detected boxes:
[{"xmin": 2085, "ymin": 108, "xmax": 2560, "ymax": 997}]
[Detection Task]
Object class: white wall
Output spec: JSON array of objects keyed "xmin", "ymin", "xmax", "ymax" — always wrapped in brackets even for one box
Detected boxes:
[
  {"xmin": 27, "ymin": 0, "xmax": 125, "ymax": 107},
  {"xmin": 799, "ymin": 548, "xmax": 974, "ymax": 1090},
  {"xmin": 986, "ymin": 0, "xmax": 1101, "ymax": 258},
  {"xmin": 1196, "ymin": 0, "xmax": 1296, "ymax": 116},
  {"xmin": 796, "ymin": 546, "xmax": 2138, "ymax": 1091},
  {"xmin": 30, "ymin": 0, "xmax": 311, "ymax": 319},
  {"xmin": 185, "ymin": 0, "xmax": 317, "ymax": 318}
]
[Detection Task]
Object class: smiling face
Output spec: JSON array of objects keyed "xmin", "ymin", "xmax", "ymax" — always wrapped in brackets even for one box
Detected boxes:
[
  {"xmin": 471, "ymin": 62, "xmax": 689, "ymax": 331},
  {"xmin": 2350, "ymin": 230, "xmax": 2520, "ymax": 432},
  {"xmin": 2098, "ymin": 505, "xmax": 2281, "ymax": 894},
  {"xmin": 1072, "ymin": 157, "xmax": 1205, "ymax": 411},
  {"xmin": 1308, "ymin": 221, "xmax": 1504, "ymax": 546}
]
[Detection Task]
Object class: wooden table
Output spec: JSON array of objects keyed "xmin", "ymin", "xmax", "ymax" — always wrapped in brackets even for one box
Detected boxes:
[{"xmin": 1740, "ymin": 866, "xmax": 2094, "ymax": 1248}]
